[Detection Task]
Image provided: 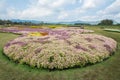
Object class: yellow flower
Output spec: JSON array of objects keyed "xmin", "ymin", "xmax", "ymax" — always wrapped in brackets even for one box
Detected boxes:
[
  {"xmin": 55, "ymin": 27, "xmax": 63, "ymax": 29},
  {"xmin": 49, "ymin": 26, "xmax": 57, "ymax": 29},
  {"xmin": 28, "ymin": 32, "xmax": 48, "ymax": 37}
]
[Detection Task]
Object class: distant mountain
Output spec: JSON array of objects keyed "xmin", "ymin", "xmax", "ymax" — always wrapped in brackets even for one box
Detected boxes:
[
  {"xmin": 11, "ymin": 19, "xmax": 100, "ymax": 25},
  {"xmin": 11, "ymin": 19, "xmax": 119, "ymax": 25},
  {"xmin": 10, "ymin": 19, "xmax": 101, "ymax": 25},
  {"xmin": 58, "ymin": 20, "xmax": 100, "ymax": 25}
]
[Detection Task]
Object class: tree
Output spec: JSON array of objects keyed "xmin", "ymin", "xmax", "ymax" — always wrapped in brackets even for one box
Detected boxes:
[
  {"xmin": 0, "ymin": 19, "xmax": 4, "ymax": 25},
  {"xmin": 98, "ymin": 19, "xmax": 113, "ymax": 25},
  {"xmin": 116, "ymin": 23, "xmax": 120, "ymax": 26}
]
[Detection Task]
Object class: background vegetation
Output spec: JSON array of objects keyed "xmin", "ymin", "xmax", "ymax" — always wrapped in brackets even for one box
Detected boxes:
[
  {"xmin": 1, "ymin": 19, "xmax": 120, "ymax": 27},
  {"xmin": 98, "ymin": 19, "xmax": 113, "ymax": 25}
]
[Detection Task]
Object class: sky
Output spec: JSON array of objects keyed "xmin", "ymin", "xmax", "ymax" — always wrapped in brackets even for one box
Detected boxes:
[{"xmin": 0, "ymin": 0, "xmax": 120, "ymax": 22}]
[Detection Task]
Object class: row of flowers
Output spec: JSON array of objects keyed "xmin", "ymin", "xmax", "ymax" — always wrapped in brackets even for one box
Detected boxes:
[{"xmin": 0, "ymin": 27, "xmax": 94, "ymax": 36}]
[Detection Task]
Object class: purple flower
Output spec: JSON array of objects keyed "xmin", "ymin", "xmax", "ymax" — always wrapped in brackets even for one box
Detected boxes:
[
  {"xmin": 95, "ymin": 38, "xmax": 105, "ymax": 42},
  {"xmin": 75, "ymin": 45, "xmax": 88, "ymax": 51},
  {"xmin": 88, "ymin": 45, "xmax": 96, "ymax": 49},
  {"xmin": 5, "ymin": 41, "xmax": 27, "ymax": 48},
  {"xmin": 85, "ymin": 37, "xmax": 92, "ymax": 42},
  {"xmin": 65, "ymin": 40, "xmax": 72, "ymax": 45},
  {"xmin": 5, "ymin": 43, "xmax": 11, "ymax": 47},
  {"xmin": 35, "ymin": 48, "xmax": 42, "ymax": 54},
  {"xmin": 11, "ymin": 41, "xmax": 27, "ymax": 46},
  {"xmin": 35, "ymin": 37, "xmax": 51, "ymax": 44},
  {"xmin": 33, "ymin": 40, "xmax": 51, "ymax": 44},
  {"xmin": 55, "ymin": 34, "xmax": 70, "ymax": 40},
  {"xmin": 104, "ymin": 44, "xmax": 112, "ymax": 53},
  {"xmin": 37, "ymin": 37, "xmax": 50, "ymax": 41}
]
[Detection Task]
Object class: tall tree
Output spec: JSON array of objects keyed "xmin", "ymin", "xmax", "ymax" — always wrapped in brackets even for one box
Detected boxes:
[{"xmin": 98, "ymin": 19, "xmax": 113, "ymax": 25}]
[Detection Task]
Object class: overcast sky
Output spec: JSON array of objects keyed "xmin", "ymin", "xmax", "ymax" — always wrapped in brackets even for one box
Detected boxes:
[{"xmin": 0, "ymin": 0, "xmax": 120, "ymax": 22}]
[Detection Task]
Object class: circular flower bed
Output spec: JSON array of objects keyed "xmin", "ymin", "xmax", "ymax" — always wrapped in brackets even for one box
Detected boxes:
[{"xmin": 3, "ymin": 31, "xmax": 117, "ymax": 69}]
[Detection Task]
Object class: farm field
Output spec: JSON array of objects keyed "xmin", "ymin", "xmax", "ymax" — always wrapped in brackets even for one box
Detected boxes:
[{"xmin": 0, "ymin": 25, "xmax": 120, "ymax": 80}]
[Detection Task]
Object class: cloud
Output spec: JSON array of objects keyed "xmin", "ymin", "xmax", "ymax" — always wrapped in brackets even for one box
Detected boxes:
[
  {"xmin": 80, "ymin": 14, "xmax": 115, "ymax": 21},
  {"xmin": 95, "ymin": 0, "xmax": 120, "ymax": 22},
  {"xmin": 81, "ymin": 0, "xmax": 108, "ymax": 10},
  {"xmin": 98, "ymin": 0, "xmax": 120, "ymax": 15},
  {"xmin": 81, "ymin": 0, "xmax": 96, "ymax": 9},
  {"xmin": 58, "ymin": 12, "xmax": 69, "ymax": 19},
  {"xmin": 21, "ymin": 8, "xmax": 53, "ymax": 19},
  {"xmin": 0, "ymin": 0, "xmax": 5, "ymax": 9},
  {"xmin": 1, "ymin": 0, "xmax": 120, "ymax": 22},
  {"xmin": 35, "ymin": 0, "xmax": 75, "ymax": 8},
  {"xmin": 0, "ymin": 0, "xmax": 8, "ymax": 19},
  {"xmin": 5, "ymin": 0, "xmax": 78, "ymax": 20}
]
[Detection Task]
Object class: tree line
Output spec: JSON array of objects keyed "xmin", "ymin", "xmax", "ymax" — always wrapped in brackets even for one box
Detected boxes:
[
  {"xmin": 0, "ymin": 19, "xmax": 44, "ymax": 26},
  {"xmin": 0, "ymin": 19, "xmax": 120, "ymax": 26},
  {"xmin": 74, "ymin": 19, "xmax": 120, "ymax": 26}
]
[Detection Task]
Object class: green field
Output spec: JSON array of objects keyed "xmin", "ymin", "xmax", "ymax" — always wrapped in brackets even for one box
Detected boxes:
[{"xmin": 0, "ymin": 26, "xmax": 120, "ymax": 80}]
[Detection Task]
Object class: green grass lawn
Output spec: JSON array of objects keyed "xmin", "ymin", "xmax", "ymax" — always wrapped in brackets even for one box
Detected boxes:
[{"xmin": 0, "ymin": 26, "xmax": 120, "ymax": 80}]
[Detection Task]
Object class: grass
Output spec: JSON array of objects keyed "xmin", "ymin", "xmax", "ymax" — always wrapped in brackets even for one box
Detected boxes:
[
  {"xmin": 0, "ymin": 26, "xmax": 120, "ymax": 80},
  {"xmin": 104, "ymin": 29, "xmax": 120, "ymax": 33}
]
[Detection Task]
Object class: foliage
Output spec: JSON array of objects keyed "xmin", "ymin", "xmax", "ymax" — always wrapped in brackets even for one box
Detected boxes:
[
  {"xmin": 48, "ymin": 25, "xmax": 57, "ymax": 29},
  {"xmin": 0, "ymin": 19, "xmax": 44, "ymax": 26},
  {"xmin": 30, "ymin": 26, "xmax": 42, "ymax": 28},
  {"xmin": 98, "ymin": 19, "xmax": 113, "ymax": 25}
]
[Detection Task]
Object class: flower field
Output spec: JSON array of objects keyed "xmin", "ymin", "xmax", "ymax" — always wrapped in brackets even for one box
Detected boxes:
[
  {"xmin": 0, "ymin": 27, "xmax": 94, "ymax": 35},
  {"xmin": 2, "ymin": 27, "xmax": 117, "ymax": 69},
  {"xmin": 0, "ymin": 26, "xmax": 120, "ymax": 80}
]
